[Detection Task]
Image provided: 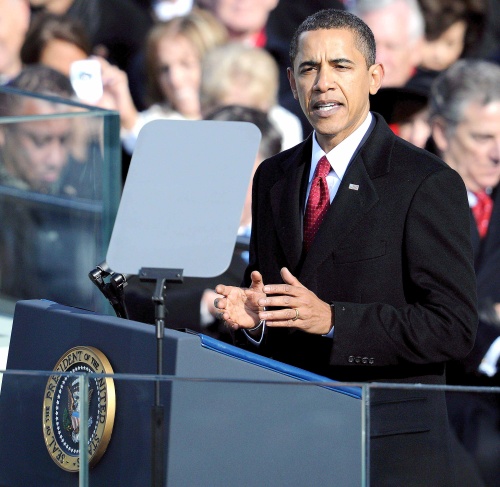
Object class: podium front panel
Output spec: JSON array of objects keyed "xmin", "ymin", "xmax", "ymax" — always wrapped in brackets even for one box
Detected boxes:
[{"xmin": 0, "ymin": 300, "xmax": 362, "ymax": 486}]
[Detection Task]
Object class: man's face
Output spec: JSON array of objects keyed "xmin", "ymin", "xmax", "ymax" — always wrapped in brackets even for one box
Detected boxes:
[
  {"xmin": 2, "ymin": 98, "xmax": 71, "ymax": 192},
  {"xmin": 361, "ymin": 2, "xmax": 422, "ymax": 87},
  {"xmin": 435, "ymin": 101, "xmax": 500, "ymax": 192},
  {"xmin": 287, "ymin": 28, "xmax": 382, "ymax": 153},
  {"xmin": 0, "ymin": 0, "xmax": 30, "ymax": 79}
]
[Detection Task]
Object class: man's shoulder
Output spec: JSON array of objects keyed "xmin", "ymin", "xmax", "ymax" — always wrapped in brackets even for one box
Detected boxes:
[
  {"xmin": 366, "ymin": 114, "xmax": 450, "ymax": 177},
  {"xmin": 395, "ymin": 137, "xmax": 448, "ymax": 170}
]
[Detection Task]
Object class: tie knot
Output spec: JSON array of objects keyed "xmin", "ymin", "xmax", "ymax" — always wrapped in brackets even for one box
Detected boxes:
[
  {"xmin": 474, "ymin": 190, "xmax": 492, "ymax": 206},
  {"xmin": 315, "ymin": 156, "xmax": 331, "ymax": 179}
]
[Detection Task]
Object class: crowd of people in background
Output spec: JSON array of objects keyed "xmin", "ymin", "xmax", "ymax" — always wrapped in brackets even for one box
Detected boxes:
[{"xmin": 0, "ymin": 1, "xmax": 499, "ymax": 485}]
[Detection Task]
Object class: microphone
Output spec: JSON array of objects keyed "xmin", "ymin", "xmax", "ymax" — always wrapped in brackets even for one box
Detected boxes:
[{"xmin": 88, "ymin": 261, "xmax": 131, "ymax": 319}]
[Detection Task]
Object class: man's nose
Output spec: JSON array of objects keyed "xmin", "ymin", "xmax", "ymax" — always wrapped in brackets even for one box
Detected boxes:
[
  {"xmin": 168, "ymin": 66, "xmax": 184, "ymax": 88},
  {"xmin": 46, "ymin": 139, "xmax": 67, "ymax": 168},
  {"xmin": 490, "ymin": 137, "xmax": 500, "ymax": 164},
  {"xmin": 314, "ymin": 67, "xmax": 336, "ymax": 92}
]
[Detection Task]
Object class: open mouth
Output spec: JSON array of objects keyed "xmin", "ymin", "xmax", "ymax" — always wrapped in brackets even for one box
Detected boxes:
[
  {"xmin": 313, "ymin": 101, "xmax": 342, "ymax": 116},
  {"xmin": 316, "ymin": 102, "xmax": 339, "ymax": 110}
]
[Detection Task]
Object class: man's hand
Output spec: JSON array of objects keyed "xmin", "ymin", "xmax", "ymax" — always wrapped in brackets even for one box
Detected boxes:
[
  {"xmin": 214, "ymin": 271, "xmax": 266, "ymax": 330},
  {"xmin": 94, "ymin": 56, "xmax": 138, "ymax": 131},
  {"xmin": 258, "ymin": 267, "xmax": 333, "ymax": 335}
]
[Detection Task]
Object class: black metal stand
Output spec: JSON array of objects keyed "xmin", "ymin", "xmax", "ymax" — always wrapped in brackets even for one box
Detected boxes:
[
  {"xmin": 90, "ymin": 263, "xmax": 184, "ymax": 487},
  {"xmin": 139, "ymin": 267, "xmax": 183, "ymax": 487}
]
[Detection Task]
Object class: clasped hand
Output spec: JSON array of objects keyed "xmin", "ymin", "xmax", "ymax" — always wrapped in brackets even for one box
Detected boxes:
[{"xmin": 214, "ymin": 267, "xmax": 332, "ymax": 335}]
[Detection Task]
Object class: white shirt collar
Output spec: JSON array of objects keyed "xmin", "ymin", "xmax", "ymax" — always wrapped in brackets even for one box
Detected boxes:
[
  {"xmin": 309, "ymin": 112, "xmax": 373, "ymax": 182},
  {"xmin": 467, "ymin": 187, "xmax": 493, "ymax": 208}
]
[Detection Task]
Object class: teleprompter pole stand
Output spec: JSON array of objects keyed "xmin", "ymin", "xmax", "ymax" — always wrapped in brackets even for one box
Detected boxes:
[{"xmin": 139, "ymin": 267, "xmax": 184, "ymax": 487}]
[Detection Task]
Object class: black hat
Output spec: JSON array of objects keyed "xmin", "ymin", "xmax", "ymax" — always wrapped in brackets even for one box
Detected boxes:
[{"xmin": 370, "ymin": 68, "xmax": 440, "ymax": 124}]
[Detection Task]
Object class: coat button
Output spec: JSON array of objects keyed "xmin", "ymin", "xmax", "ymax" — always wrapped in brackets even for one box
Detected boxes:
[
  {"xmin": 355, "ymin": 356, "xmax": 361, "ymax": 363},
  {"xmin": 369, "ymin": 358, "xmax": 374, "ymax": 365},
  {"xmin": 362, "ymin": 357, "xmax": 368, "ymax": 364},
  {"xmin": 348, "ymin": 355, "xmax": 354, "ymax": 363}
]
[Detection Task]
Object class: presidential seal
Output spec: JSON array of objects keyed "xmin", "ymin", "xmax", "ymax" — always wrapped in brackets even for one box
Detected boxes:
[{"xmin": 42, "ymin": 346, "xmax": 116, "ymax": 472}]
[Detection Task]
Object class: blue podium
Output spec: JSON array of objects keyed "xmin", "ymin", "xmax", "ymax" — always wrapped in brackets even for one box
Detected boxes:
[{"xmin": 0, "ymin": 300, "xmax": 363, "ymax": 486}]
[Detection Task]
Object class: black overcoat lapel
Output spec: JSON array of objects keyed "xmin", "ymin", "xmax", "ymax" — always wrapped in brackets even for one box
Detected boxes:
[{"xmin": 269, "ymin": 139, "xmax": 311, "ymax": 273}]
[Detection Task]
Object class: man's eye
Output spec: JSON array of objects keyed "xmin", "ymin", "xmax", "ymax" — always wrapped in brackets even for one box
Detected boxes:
[
  {"xmin": 29, "ymin": 135, "xmax": 48, "ymax": 148},
  {"xmin": 472, "ymin": 134, "xmax": 491, "ymax": 142}
]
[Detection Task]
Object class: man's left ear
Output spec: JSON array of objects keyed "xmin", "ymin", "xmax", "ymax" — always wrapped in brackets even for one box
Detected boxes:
[
  {"xmin": 287, "ymin": 67, "xmax": 299, "ymax": 100},
  {"xmin": 369, "ymin": 63, "xmax": 384, "ymax": 95}
]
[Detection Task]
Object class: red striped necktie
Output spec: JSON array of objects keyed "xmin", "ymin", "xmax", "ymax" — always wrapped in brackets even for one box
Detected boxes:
[
  {"xmin": 472, "ymin": 190, "xmax": 493, "ymax": 239},
  {"xmin": 303, "ymin": 156, "xmax": 331, "ymax": 251}
]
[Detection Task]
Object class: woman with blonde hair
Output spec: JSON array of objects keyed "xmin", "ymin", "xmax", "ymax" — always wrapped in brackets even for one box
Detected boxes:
[
  {"xmin": 200, "ymin": 43, "xmax": 303, "ymax": 149},
  {"xmin": 120, "ymin": 7, "xmax": 228, "ymax": 153}
]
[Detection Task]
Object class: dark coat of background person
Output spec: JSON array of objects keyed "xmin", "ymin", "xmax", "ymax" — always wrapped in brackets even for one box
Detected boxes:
[
  {"xmin": 235, "ymin": 113, "xmax": 478, "ymax": 486},
  {"xmin": 446, "ymin": 184, "xmax": 500, "ymax": 487}
]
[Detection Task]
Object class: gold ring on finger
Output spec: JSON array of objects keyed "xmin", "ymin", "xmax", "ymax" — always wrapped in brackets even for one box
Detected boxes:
[{"xmin": 292, "ymin": 308, "xmax": 300, "ymax": 321}]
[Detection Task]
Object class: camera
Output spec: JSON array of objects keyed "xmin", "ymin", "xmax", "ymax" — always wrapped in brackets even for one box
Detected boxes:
[{"xmin": 69, "ymin": 59, "xmax": 103, "ymax": 104}]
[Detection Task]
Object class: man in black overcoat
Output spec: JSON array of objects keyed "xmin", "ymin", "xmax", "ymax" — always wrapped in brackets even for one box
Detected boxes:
[{"xmin": 215, "ymin": 9, "xmax": 478, "ymax": 486}]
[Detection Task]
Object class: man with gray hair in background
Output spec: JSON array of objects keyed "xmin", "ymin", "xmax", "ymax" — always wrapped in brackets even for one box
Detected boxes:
[
  {"xmin": 350, "ymin": 0, "xmax": 425, "ymax": 87},
  {"xmin": 429, "ymin": 59, "xmax": 500, "ymax": 487}
]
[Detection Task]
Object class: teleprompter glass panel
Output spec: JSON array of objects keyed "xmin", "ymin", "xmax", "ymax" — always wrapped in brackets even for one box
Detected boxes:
[{"xmin": 0, "ymin": 87, "xmax": 121, "ymax": 314}]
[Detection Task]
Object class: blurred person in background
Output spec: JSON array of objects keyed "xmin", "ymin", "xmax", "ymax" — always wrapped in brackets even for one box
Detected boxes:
[
  {"xmin": 18, "ymin": 12, "xmax": 139, "ymax": 181},
  {"xmin": 20, "ymin": 11, "xmax": 91, "ymax": 78},
  {"xmin": 418, "ymin": 0, "xmax": 486, "ymax": 73},
  {"xmin": 196, "ymin": 0, "xmax": 278, "ymax": 47},
  {"xmin": 429, "ymin": 59, "xmax": 500, "ymax": 486},
  {"xmin": 0, "ymin": 65, "xmax": 100, "ymax": 306},
  {"xmin": 151, "ymin": 0, "xmax": 194, "ymax": 21},
  {"xmin": 0, "ymin": 0, "xmax": 30, "ymax": 84},
  {"xmin": 351, "ymin": 0, "xmax": 425, "ymax": 88},
  {"xmin": 28, "ymin": 0, "xmax": 153, "ymax": 109},
  {"xmin": 18, "ymin": 12, "xmax": 137, "ymax": 151},
  {"xmin": 200, "ymin": 43, "xmax": 302, "ymax": 150},
  {"xmin": 369, "ymin": 0, "xmax": 486, "ymax": 149},
  {"xmin": 369, "ymin": 72, "xmax": 434, "ymax": 149},
  {"xmin": 0, "ymin": 66, "xmax": 75, "ymax": 195},
  {"xmin": 119, "ymin": 7, "xmax": 228, "ymax": 154}
]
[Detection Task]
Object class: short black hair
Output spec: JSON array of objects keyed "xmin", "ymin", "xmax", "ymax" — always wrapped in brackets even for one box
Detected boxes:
[
  {"xmin": 0, "ymin": 64, "xmax": 75, "ymax": 117},
  {"xmin": 7, "ymin": 64, "xmax": 75, "ymax": 98},
  {"xmin": 289, "ymin": 9, "xmax": 376, "ymax": 69}
]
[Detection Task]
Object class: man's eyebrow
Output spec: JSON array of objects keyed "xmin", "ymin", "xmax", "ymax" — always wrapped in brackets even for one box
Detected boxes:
[
  {"xmin": 298, "ymin": 58, "xmax": 355, "ymax": 69},
  {"xmin": 331, "ymin": 58, "xmax": 355, "ymax": 65},
  {"xmin": 298, "ymin": 60, "xmax": 319, "ymax": 69}
]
